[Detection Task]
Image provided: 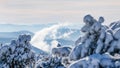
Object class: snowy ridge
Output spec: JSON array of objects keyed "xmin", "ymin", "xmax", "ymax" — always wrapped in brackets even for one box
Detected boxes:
[{"xmin": 31, "ymin": 23, "xmax": 80, "ymax": 52}]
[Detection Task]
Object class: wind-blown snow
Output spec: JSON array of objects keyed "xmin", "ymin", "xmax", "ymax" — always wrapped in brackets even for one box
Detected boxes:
[
  {"xmin": 58, "ymin": 30, "xmax": 74, "ymax": 39},
  {"xmin": 31, "ymin": 23, "xmax": 71, "ymax": 52}
]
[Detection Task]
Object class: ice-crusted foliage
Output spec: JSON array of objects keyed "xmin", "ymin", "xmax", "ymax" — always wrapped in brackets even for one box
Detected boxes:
[
  {"xmin": 109, "ymin": 21, "xmax": 120, "ymax": 30},
  {"xmin": 69, "ymin": 15, "xmax": 120, "ymax": 68},
  {"xmin": 70, "ymin": 15, "xmax": 120, "ymax": 61},
  {"xmin": 36, "ymin": 56, "xmax": 65, "ymax": 68},
  {"xmin": 36, "ymin": 43, "xmax": 71, "ymax": 68},
  {"xmin": 0, "ymin": 34, "xmax": 36, "ymax": 68},
  {"xmin": 69, "ymin": 53, "xmax": 120, "ymax": 68},
  {"xmin": 52, "ymin": 46, "xmax": 72, "ymax": 57}
]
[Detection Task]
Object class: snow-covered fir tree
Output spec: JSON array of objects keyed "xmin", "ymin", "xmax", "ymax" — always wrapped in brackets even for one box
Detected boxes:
[
  {"xmin": 69, "ymin": 15, "xmax": 120, "ymax": 68},
  {"xmin": 0, "ymin": 34, "xmax": 36, "ymax": 68},
  {"xmin": 36, "ymin": 43, "xmax": 68, "ymax": 68},
  {"xmin": 36, "ymin": 55, "xmax": 65, "ymax": 68}
]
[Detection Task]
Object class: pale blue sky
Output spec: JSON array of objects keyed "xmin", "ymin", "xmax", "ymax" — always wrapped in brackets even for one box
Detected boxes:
[{"xmin": 0, "ymin": 0, "xmax": 120, "ymax": 24}]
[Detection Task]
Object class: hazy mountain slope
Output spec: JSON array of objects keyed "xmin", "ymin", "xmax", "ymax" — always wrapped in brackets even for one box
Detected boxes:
[
  {"xmin": 0, "ymin": 30, "xmax": 34, "ymax": 43},
  {"xmin": 0, "ymin": 30, "xmax": 46, "ymax": 54}
]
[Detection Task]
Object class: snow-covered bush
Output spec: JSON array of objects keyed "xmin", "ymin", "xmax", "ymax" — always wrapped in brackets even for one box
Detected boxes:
[
  {"xmin": 69, "ymin": 14, "xmax": 120, "ymax": 68},
  {"xmin": 70, "ymin": 15, "xmax": 120, "ymax": 61},
  {"xmin": 35, "ymin": 43, "xmax": 71, "ymax": 68},
  {"xmin": 0, "ymin": 34, "xmax": 36, "ymax": 68},
  {"xmin": 69, "ymin": 53, "xmax": 120, "ymax": 68},
  {"xmin": 109, "ymin": 21, "xmax": 120, "ymax": 30},
  {"xmin": 52, "ymin": 46, "xmax": 72, "ymax": 57},
  {"xmin": 36, "ymin": 56, "xmax": 65, "ymax": 68}
]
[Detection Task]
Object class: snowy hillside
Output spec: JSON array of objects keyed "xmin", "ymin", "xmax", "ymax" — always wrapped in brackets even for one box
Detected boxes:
[
  {"xmin": 44, "ymin": 28, "xmax": 81, "ymax": 46},
  {"xmin": 31, "ymin": 24, "xmax": 81, "ymax": 52},
  {"xmin": 0, "ymin": 15, "xmax": 120, "ymax": 68}
]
